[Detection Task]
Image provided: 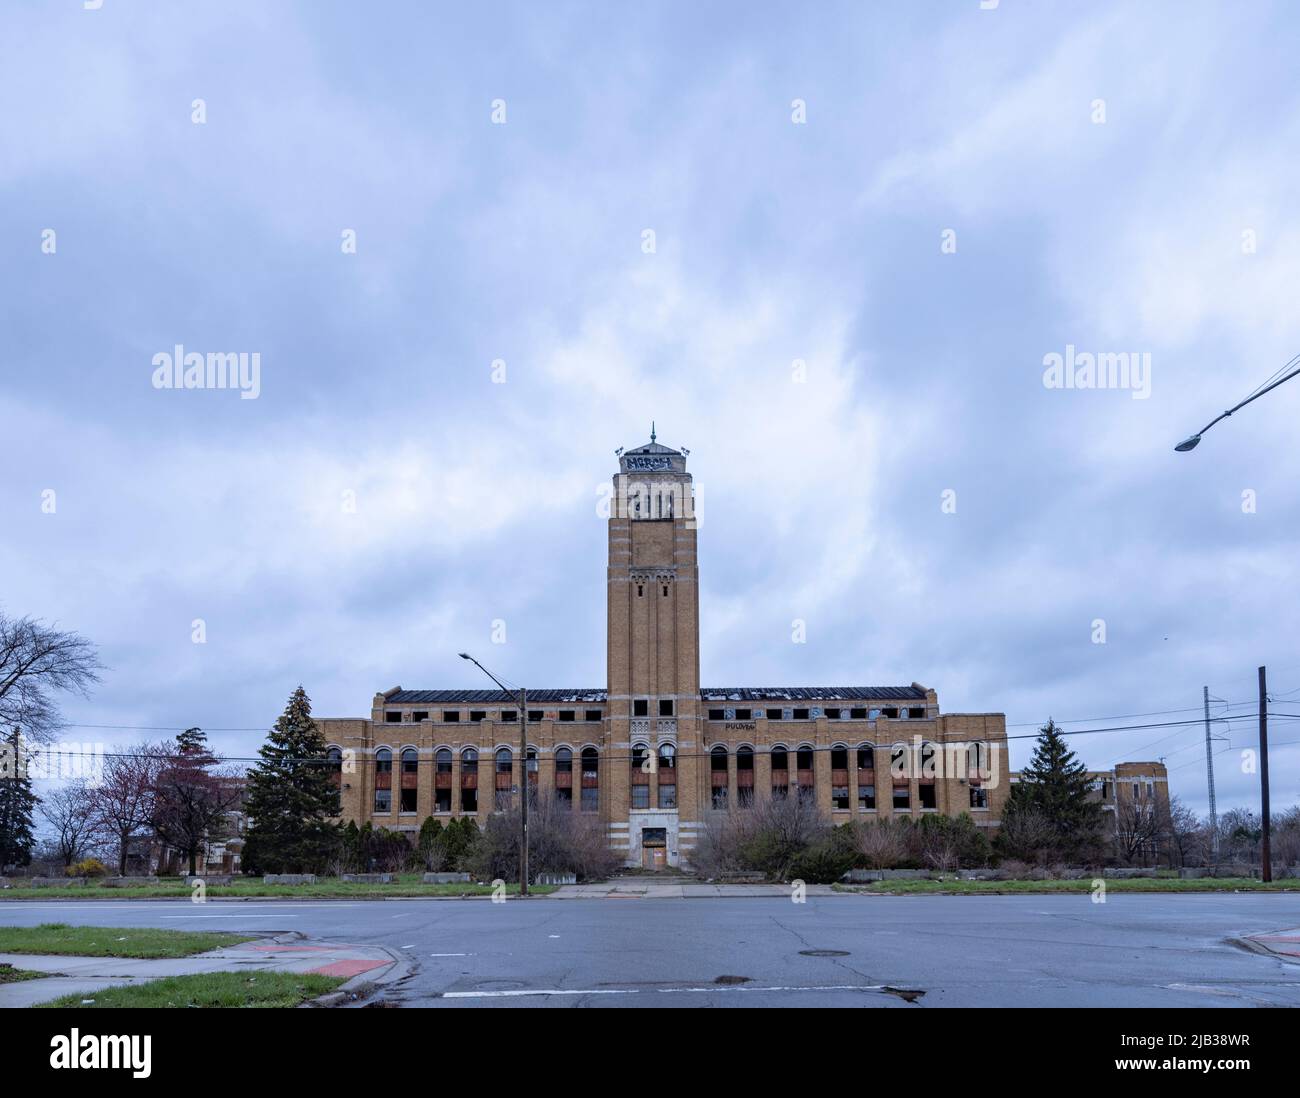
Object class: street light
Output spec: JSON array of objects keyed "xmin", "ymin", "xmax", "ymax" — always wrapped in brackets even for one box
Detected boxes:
[
  {"xmin": 459, "ymin": 652, "xmax": 529, "ymax": 896},
  {"xmin": 1174, "ymin": 354, "xmax": 1300, "ymax": 451}
]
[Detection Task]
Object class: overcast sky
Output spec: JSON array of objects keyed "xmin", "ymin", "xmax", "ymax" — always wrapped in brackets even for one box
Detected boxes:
[{"xmin": 4, "ymin": 1, "xmax": 1298, "ymax": 817}]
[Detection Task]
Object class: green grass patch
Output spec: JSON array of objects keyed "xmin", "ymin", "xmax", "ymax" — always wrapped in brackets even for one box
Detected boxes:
[
  {"xmin": 832, "ymin": 876, "xmax": 1300, "ymax": 895},
  {"xmin": 0, "ymin": 962, "xmax": 45, "ymax": 984},
  {"xmin": 0, "ymin": 923, "xmax": 256, "ymax": 958},
  {"xmin": 35, "ymin": 970, "xmax": 345, "ymax": 1009},
  {"xmin": 0, "ymin": 875, "xmax": 557, "ymax": 901}
]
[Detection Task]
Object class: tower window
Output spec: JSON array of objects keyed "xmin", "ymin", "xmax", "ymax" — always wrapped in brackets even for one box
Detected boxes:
[
  {"xmin": 659, "ymin": 699, "xmax": 674, "ymax": 717},
  {"xmin": 637, "ymin": 585, "xmax": 644, "ymax": 597},
  {"xmin": 633, "ymin": 699, "xmax": 649, "ymax": 717},
  {"xmin": 662, "ymin": 585, "xmax": 668, "ymax": 596}
]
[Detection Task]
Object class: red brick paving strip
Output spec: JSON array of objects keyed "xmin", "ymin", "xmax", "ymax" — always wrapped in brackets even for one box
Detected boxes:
[{"xmin": 308, "ymin": 959, "xmax": 389, "ymax": 978}]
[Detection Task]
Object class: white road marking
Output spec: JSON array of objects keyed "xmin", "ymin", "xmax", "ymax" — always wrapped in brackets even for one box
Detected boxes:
[
  {"xmin": 443, "ymin": 983, "xmax": 886, "ymax": 999},
  {"xmin": 431, "ymin": 952, "xmax": 471, "ymax": 957},
  {"xmin": 159, "ymin": 914, "xmax": 298, "ymax": 919}
]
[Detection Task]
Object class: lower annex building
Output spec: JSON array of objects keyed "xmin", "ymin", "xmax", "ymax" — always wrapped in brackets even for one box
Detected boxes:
[{"xmin": 318, "ymin": 434, "xmax": 1163, "ymax": 869}]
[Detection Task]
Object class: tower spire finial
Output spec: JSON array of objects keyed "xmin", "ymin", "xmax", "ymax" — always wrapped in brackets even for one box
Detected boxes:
[{"xmin": 650, "ymin": 421, "xmax": 656, "ymax": 443}]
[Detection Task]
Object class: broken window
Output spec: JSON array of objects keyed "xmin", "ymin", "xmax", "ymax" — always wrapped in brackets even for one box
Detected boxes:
[
  {"xmin": 882, "ymin": 707, "xmax": 899, "ymax": 719},
  {"xmin": 970, "ymin": 786, "xmax": 988, "ymax": 809},
  {"xmin": 796, "ymin": 745, "xmax": 815, "ymax": 803},
  {"xmin": 737, "ymin": 745, "xmax": 754, "ymax": 808},
  {"xmin": 580, "ymin": 747, "xmax": 599, "ymax": 812},
  {"xmin": 470, "ymin": 710, "xmax": 486, "ymax": 722},
  {"xmin": 528, "ymin": 710, "xmax": 543, "ymax": 723},
  {"xmin": 919, "ymin": 742, "xmax": 937, "ymax": 808},
  {"xmin": 399, "ymin": 748, "xmax": 418, "ymax": 813},
  {"xmin": 385, "ymin": 711, "xmax": 402, "ymax": 724},
  {"xmin": 559, "ymin": 710, "xmax": 576, "ymax": 722},
  {"xmin": 831, "ymin": 746, "xmax": 849, "ymax": 809},
  {"xmin": 708, "ymin": 709, "xmax": 725, "ymax": 721},
  {"xmin": 851, "ymin": 707, "xmax": 867, "ymax": 719},
  {"xmin": 435, "ymin": 748, "xmax": 452, "ymax": 812},
  {"xmin": 501, "ymin": 709, "xmax": 517, "ymax": 722},
  {"xmin": 443, "ymin": 710, "xmax": 460, "ymax": 723},
  {"xmin": 710, "ymin": 746, "xmax": 728, "ymax": 809},
  {"xmin": 412, "ymin": 711, "xmax": 429, "ymax": 723},
  {"xmin": 460, "ymin": 748, "xmax": 478, "ymax": 813},
  {"xmin": 658, "ymin": 744, "xmax": 677, "ymax": 808},
  {"xmin": 495, "ymin": 748, "xmax": 513, "ymax": 811},
  {"xmin": 659, "ymin": 699, "xmax": 674, "ymax": 717},
  {"xmin": 585, "ymin": 710, "xmax": 602, "ymax": 722},
  {"xmin": 633, "ymin": 699, "xmax": 649, "ymax": 717},
  {"xmin": 771, "ymin": 745, "xmax": 789, "ymax": 797},
  {"xmin": 766, "ymin": 708, "xmax": 782, "ymax": 720},
  {"xmin": 857, "ymin": 745, "xmax": 876, "ymax": 810},
  {"xmin": 374, "ymin": 748, "xmax": 393, "ymax": 813},
  {"xmin": 555, "ymin": 747, "xmax": 573, "ymax": 808},
  {"xmin": 793, "ymin": 708, "xmax": 810, "ymax": 721},
  {"xmin": 631, "ymin": 742, "xmax": 650, "ymax": 809},
  {"xmin": 891, "ymin": 745, "xmax": 910, "ymax": 810},
  {"xmin": 735, "ymin": 708, "xmax": 751, "ymax": 720}
]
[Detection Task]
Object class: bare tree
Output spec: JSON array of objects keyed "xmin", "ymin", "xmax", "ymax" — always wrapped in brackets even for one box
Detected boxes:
[
  {"xmin": 91, "ymin": 744, "xmax": 165, "ymax": 876},
  {"xmin": 858, "ymin": 818, "xmax": 906, "ymax": 870},
  {"xmin": 0, "ymin": 614, "xmax": 103, "ymax": 743},
  {"xmin": 39, "ymin": 780, "xmax": 98, "ymax": 867},
  {"xmin": 1113, "ymin": 800, "xmax": 1162, "ymax": 866},
  {"xmin": 1161, "ymin": 796, "xmax": 1203, "ymax": 868},
  {"xmin": 997, "ymin": 805, "xmax": 1057, "ymax": 865}
]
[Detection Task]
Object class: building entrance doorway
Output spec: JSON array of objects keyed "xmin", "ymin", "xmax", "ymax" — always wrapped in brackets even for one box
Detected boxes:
[{"xmin": 641, "ymin": 827, "xmax": 668, "ymax": 870}]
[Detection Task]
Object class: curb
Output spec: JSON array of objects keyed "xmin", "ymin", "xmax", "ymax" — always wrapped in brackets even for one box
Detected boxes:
[{"xmin": 303, "ymin": 946, "xmax": 410, "ymax": 1008}]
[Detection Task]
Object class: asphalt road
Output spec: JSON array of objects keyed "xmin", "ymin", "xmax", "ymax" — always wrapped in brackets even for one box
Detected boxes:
[{"xmin": 2, "ymin": 893, "xmax": 1298, "ymax": 1007}]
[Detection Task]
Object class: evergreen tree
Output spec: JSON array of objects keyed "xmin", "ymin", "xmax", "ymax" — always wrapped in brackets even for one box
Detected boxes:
[
  {"xmin": 1004, "ymin": 719, "xmax": 1103, "ymax": 860},
  {"xmin": 417, "ymin": 816, "xmax": 444, "ymax": 870},
  {"xmin": 241, "ymin": 687, "xmax": 339, "ymax": 874},
  {"xmin": 0, "ymin": 730, "xmax": 39, "ymax": 870}
]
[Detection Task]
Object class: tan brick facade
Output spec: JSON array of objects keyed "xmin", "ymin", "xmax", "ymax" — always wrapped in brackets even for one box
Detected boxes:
[{"xmin": 318, "ymin": 437, "xmax": 1013, "ymax": 868}]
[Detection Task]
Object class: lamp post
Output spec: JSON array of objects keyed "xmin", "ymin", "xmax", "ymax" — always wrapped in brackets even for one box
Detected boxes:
[
  {"xmin": 1174, "ymin": 354, "xmax": 1300, "ymax": 451},
  {"xmin": 459, "ymin": 653, "xmax": 528, "ymax": 896}
]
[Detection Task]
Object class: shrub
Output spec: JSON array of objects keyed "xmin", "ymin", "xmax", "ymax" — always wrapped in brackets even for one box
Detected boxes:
[
  {"xmin": 66, "ymin": 857, "xmax": 108, "ymax": 878},
  {"xmin": 463, "ymin": 797, "xmax": 618, "ymax": 883}
]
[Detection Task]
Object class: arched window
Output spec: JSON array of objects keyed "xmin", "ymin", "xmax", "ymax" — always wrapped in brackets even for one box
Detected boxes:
[
  {"xmin": 460, "ymin": 747, "xmax": 479, "ymax": 814},
  {"xmin": 495, "ymin": 748, "xmax": 513, "ymax": 811},
  {"xmin": 969, "ymin": 742, "xmax": 989, "ymax": 809},
  {"xmin": 400, "ymin": 748, "xmax": 419, "ymax": 813},
  {"xmin": 326, "ymin": 747, "xmax": 342, "ymax": 787},
  {"xmin": 435, "ymin": 748, "xmax": 452, "ymax": 812},
  {"xmin": 831, "ymin": 745, "xmax": 849, "ymax": 810},
  {"xmin": 526, "ymin": 747, "xmax": 538, "ymax": 803},
  {"xmin": 710, "ymin": 745, "xmax": 729, "ymax": 810},
  {"xmin": 919, "ymin": 742, "xmax": 937, "ymax": 809},
  {"xmin": 554, "ymin": 747, "xmax": 573, "ymax": 809},
  {"xmin": 374, "ymin": 749, "xmax": 393, "ymax": 814},
  {"xmin": 796, "ymin": 745, "xmax": 815, "ymax": 803},
  {"xmin": 580, "ymin": 747, "xmax": 599, "ymax": 812},
  {"xmin": 857, "ymin": 744, "xmax": 876, "ymax": 811},
  {"xmin": 890, "ymin": 744, "xmax": 910, "ymax": 811},
  {"xmin": 771, "ymin": 745, "xmax": 789, "ymax": 797},
  {"xmin": 736, "ymin": 745, "xmax": 754, "ymax": 808},
  {"xmin": 630, "ymin": 743, "xmax": 650, "ymax": 809},
  {"xmin": 658, "ymin": 744, "xmax": 677, "ymax": 808}
]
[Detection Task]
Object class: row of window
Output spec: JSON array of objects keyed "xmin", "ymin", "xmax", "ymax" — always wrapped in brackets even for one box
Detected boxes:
[
  {"xmin": 706, "ymin": 706, "xmax": 926, "ymax": 722},
  {"xmin": 385, "ymin": 709, "xmax": 605, "ymax": 724},
  {"xmin": 333, "ymin": 740, "xmax": 990, "ymax": 816},
  {"xmin": 383, "ymin": 701, "xmax": 928, "ymax": 724}
]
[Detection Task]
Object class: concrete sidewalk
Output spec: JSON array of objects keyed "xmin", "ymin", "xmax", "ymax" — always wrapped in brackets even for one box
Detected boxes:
[
  {"xmin": 549, "ymin": 879, "xmax": 838, "ymax": 899},
  {"xmin": 0, "ymin": 934, "xmax": 399, "ymax": 1008}
]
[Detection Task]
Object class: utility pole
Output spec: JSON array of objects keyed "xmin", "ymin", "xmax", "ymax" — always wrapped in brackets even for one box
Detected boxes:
[
  {"xmin": 1203, "ymin": 687, "xmax": 1218, "ymax": 863},
  {"xmin": 518, "ymin": 686, "xmax": 529, "ymax": 896},
  {"xmin": 1258, "ymin": 666, "xmax": 1272, "ymax": 883}
]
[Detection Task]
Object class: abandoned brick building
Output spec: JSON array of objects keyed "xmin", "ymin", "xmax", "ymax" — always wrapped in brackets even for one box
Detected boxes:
[{"xmin": 317, "ymin": 435, "xmax": 1164, "ymax": 868}]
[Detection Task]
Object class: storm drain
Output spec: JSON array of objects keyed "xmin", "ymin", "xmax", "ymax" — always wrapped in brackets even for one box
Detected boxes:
[{"xmin": 798, "ymin": 949, "xmax": 850, "ymax": 957}]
